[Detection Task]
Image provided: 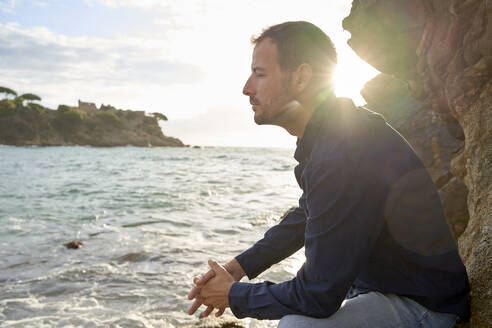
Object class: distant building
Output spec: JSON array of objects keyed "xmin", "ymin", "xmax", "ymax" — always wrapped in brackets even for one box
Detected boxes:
[
  {"xmin": 100, "ymin": 104, "xmax": 117, "ymax": 112},
  {"xmin": 77, "ymin": 100, "xmax": 98, "ymax": 112}
]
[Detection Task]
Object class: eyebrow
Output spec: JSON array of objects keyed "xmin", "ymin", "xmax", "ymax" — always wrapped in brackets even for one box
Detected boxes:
[{"xmin": 251, "ymin": 66, "xmax": 266, "ymax": 73}]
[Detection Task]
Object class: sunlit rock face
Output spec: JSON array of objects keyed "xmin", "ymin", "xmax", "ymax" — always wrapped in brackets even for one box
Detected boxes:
[
  {"xmin": 344, "ymin": 1, "xmax": 492, "ymax": 326},
  {"xmin": 342, "ymin": 0, "xmax": 427, "ymax": 81}
]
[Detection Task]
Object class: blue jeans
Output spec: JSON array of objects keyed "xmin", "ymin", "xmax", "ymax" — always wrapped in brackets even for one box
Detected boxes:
[{"xmin": 278, "ymin": 292, "xmax": 457, "ymax": 328}]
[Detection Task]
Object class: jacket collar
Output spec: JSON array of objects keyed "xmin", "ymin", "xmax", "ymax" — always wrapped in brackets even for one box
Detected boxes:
[{"xmin": 294, "ymin": 95, "xmax": 337, "ymax": 163}]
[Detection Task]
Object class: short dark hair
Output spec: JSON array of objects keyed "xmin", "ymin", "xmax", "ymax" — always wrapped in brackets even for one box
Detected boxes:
[{"xmin": 252, "ymin": 21, "xmax": 337, "ymax": 85}]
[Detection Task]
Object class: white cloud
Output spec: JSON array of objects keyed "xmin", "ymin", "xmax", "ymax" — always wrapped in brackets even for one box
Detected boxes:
[
  {"xmin": 0, "ymin": 0, "xmax": 21, "ymax": 13},
  {"xmin": 91, "ymin": 0, "xmax": 351, "ymax": 41},
  {"xmin": 97, "ymin": 0, "xmax": 117, "ymax": 7},
  {"xmin": 93, "ymin": 0, "xmax": 172, "ymax": 9},
  {"xmin": 0, "ymin": 24, "xmax": 204, "ymax": 85},
  {"xmin": 0, "ymin": 23, "xmax": 205, "ymax": 112},
  {"xmin": 33, "ymin": 1, "xmax": 48, "ymax": 6}
]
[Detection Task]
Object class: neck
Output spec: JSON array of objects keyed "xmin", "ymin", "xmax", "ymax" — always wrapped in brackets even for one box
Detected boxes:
[{"xmin": 277, "ymin": 88, "xmax": 334, "ymax": 138}]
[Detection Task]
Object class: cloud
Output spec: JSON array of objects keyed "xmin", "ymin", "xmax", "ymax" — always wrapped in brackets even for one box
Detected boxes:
[
  {"xmin": 91, "ymin": 0, "xmax": 350, "ymax": 32},
  {"xmin": 0, "ymin": 23, "xmax": 209, "ymax": 125},
  {"xmin": 33, "ymin": 1, "xmax": 48, "ymax": 6},
  {"xmin": 0, "ymin": 24, "xmax": 204, "ymax": 86},
  {"xmin": 93, "ymin": 0, "xmax": 171, "ymax": 9},
  {"xmin": 0, "ymin": 0, "xmax": 21, "ymax": 13}
]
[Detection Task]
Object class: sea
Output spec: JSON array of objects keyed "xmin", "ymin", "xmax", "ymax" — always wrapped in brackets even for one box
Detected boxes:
[{"xmin": 0, "ymin": 146, "xmax": 305, "ymax": 328}]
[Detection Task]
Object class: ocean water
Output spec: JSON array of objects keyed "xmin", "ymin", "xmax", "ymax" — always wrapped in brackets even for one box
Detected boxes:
[{"xmin": 0, "ymin": 146, "xmax": 305, "ymax": 328}]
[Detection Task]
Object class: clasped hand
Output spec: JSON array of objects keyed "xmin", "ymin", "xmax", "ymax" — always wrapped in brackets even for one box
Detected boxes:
[{"xmin": 187, "ymin": 259, "xmax": 236, "ymax": 318}]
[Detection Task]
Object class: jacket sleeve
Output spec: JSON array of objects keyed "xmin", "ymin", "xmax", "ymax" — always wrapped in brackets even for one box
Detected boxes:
[
  {"xmin": 229, "ymin": 156, "xmax": 386, "ymax": 319},
  {"xmin": 235, "ymin": 192, "xmax": 307, "ymax": 279}
]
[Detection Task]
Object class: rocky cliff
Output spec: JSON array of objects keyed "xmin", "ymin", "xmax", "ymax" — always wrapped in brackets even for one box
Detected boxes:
[
  {"xmin": 344, "ymin": 1, "xmax": 491, "ymax": 326},
  {"xmin": 0, "ymin": 99, "xmax": 184, "ymax": 147}
]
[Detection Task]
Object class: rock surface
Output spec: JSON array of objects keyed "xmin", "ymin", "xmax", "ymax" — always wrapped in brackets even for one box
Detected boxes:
[
  {"xmin": 183, "ymin": 315, "xmax": 245, "ymax": 328},
  {"xmin": 0, "ymin": 100, "xmax": 184, "ymax": 147},
  {"xmin": 64, "ymin": 241, "xmax": 84, "ymax": 249},
  {"xmin": 344, "ymin": 1, "xmax": 492, "ymax": 326}
]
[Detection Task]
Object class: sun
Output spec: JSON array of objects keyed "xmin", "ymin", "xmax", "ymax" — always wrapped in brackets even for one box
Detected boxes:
[{"xmin": 333, "ymin": 46, "xmax": 380, "ymax": 105}]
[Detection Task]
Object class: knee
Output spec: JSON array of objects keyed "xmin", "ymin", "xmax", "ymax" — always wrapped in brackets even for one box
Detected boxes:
[{"xmin": 278, "ymin": 315, "xmax": 309, "ymax": 328}]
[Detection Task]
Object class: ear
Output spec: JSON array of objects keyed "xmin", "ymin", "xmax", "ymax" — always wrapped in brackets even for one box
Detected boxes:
[{"xmin": 293, "ymin": 63, "xmax": 313, "ymax": 93}]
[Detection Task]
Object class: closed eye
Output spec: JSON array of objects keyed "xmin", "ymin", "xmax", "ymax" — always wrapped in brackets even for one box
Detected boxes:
[{"xmin": 252, "ymin": 66, "xmax": 266, "ymax": 77}]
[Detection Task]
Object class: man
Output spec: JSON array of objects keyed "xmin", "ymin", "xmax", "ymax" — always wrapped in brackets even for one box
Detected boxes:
[{"xmin": 187, "ymin": 21, "xmax": 470, "ymax": 327}]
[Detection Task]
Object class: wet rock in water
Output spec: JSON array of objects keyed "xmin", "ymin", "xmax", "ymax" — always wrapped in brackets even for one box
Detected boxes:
[
  {"xmin": 64, "ymin": 241, "xmax": 83, "ymax": 249},
  {"xmin": 184, "ymin": 315, "xmax": 245, "ymax": 328},
  {"xmin": 194, "ymin": 322, "xmax": 244, "ymax": 328},
  {"xmin": 114, "ymin": 252, "xmax": 149, "ymax": 263}
]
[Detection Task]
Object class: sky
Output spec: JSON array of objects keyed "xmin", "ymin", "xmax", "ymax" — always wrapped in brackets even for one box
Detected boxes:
[{"xmin": 0, "ymin": 0, "xmax": 379, "ymax": 147}]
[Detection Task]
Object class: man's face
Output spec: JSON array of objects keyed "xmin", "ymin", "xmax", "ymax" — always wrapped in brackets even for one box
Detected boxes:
[{"xmin": 242, "ymin": 38, "xmax": 295, "ymax": 125}]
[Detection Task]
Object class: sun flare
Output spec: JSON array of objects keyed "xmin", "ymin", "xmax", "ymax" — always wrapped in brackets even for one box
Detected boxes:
[{"xmin": 333, "ymin": 47, "xmax": 380, "ymax": 105}]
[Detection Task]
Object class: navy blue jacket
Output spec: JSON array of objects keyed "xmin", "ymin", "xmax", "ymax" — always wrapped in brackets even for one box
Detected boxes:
[{"xmin": 229, "ymin": 97, "xmax": 470, "ymax": 320}]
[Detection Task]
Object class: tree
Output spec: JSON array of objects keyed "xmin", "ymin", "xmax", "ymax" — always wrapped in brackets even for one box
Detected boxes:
[
  {"xmin": 0, "ymin": 86, "xmax": 17, "ymax": 99},
  {"xmin": 20, "ymin": 93, "xmax": 41, "ymax": 102},
  {"xmin": 57, "ymin": 104, "xmax": 72, "ymax": 113},
  {"xmin": 152, "ymin": 112, "xmax": 168, "ymax": 121},
  {"xmin": 27, "ymin": 102, "xmax": 46, "ymax": 115},
  {"xmin": 14, "ymin": 93, "xmax": 42, "ymax": 107},
  {"xmin": 0, "ymin": 99, "xmax": 17, "ymax": 116},
  {"xmin": 54, "ymin": 108, "xmax": 83, "ymax": 136}
]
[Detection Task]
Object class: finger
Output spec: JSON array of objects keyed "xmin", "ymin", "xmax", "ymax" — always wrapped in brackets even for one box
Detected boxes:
[
  {"xmin": 215, "ymin": 308, "xmax": 225, "ymax": 317},
  {"xmin": 188, "ymin": 285, "xmax": 201, "ymax": 300},
  {"xmin": 200, "ymin": 305, "xmax": 214, "ymax": 318},
  {"xmin": 208, "ymin": 259, "xmax": 225, "ymax": 274},
  {"xmin": 187, "ymin": 298, "xmax": 203, "ymax": 315},
  {"xmin": 196, "ymin": 269, "xmax": 216, "ymax": 285}
]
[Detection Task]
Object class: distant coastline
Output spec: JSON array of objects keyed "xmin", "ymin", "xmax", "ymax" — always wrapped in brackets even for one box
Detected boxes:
[{"xmin": 0, "ymin": 87, "xmax": 184, "ymax": 147}]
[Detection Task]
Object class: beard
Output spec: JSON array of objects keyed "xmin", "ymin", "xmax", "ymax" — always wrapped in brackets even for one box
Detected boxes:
[
  {"xmin": 253, "ymin": 99, "xmax": 301, "ymax": 126},
  {"xmin": 253, "ymin": 76, "xmax": 296, "ymax": 126}
]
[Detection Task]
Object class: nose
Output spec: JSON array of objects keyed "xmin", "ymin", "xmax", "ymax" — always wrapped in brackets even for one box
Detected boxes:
[{"xmin": 243, "ymin": 74, "xmax": 253, "ymax": 96}]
